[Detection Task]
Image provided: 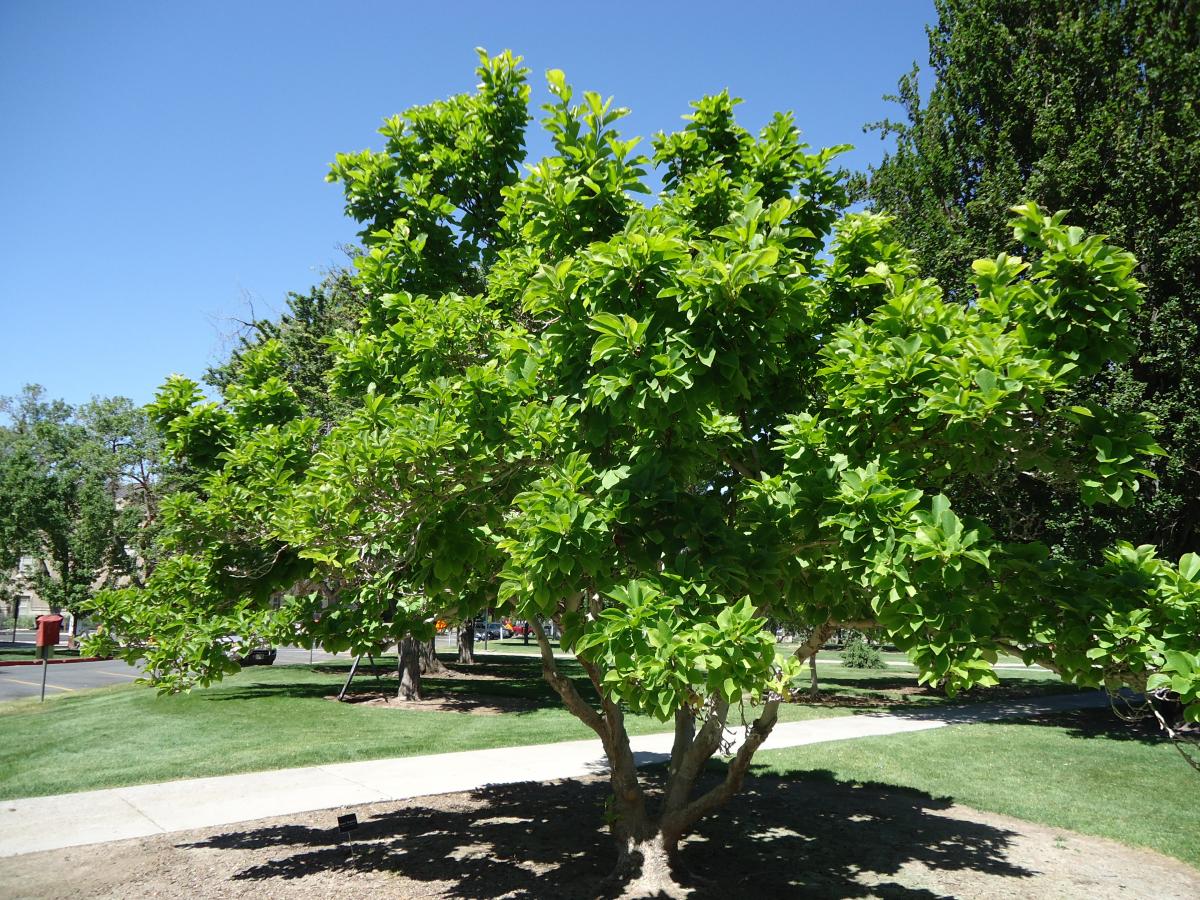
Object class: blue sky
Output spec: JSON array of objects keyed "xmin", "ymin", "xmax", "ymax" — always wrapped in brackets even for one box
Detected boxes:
[{"xmin": 0, "ymin": 1, "xmax": 935, "ymax": 406}]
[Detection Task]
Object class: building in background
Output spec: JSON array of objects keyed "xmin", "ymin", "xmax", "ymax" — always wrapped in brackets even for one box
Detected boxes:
[{"xmin": 2, "ymin": 555, "xmax": 52, "ymax": 631}]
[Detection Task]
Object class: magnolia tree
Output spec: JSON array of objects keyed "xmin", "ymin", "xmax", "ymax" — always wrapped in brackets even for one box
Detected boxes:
[{"xmin": 90, "ymin": 52, "xmax": 1200, "ymax": 895}]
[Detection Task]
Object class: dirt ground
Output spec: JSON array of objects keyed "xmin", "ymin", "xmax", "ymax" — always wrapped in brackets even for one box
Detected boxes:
[{"xmin": 4, "ymin": 773, "xmax": 1197, "ymax": 899}]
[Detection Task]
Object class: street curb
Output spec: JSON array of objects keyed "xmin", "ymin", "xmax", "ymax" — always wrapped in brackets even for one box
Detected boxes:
[{"xmin": 0, "ymin": 656, "xmax": 111, "ymax": 667}]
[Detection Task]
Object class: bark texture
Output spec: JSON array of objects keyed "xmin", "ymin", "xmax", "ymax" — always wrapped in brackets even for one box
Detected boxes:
[
  {"xmin": 397, "ymin": 635, "xmax": 423, "ymax": 700},
  {"xmin": 419, "ymin": 636, "xmax": 445, "ymax": 674},
  {"xmin": 612, "ymin": 835, "xmax": 687, "ymax": 899},
  {"xmin": 457, "ymin": 621, "xmax": 475, "ymax": 663}
]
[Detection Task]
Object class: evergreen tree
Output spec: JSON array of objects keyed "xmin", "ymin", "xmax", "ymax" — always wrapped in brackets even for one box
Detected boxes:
[{"xmin": 862, "ymin": 0, "xmax": 1200, "ymax": 560}]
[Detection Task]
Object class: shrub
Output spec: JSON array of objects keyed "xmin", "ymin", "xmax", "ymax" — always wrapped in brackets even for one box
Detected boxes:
[{"xmin": 842, "ymin": 634, "xmax": 885, "ymax": 669}]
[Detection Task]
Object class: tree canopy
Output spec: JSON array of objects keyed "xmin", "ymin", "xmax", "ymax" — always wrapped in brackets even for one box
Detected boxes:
[
  {"xmin": 89, "ymin": 50, "xmax": 1200, "ymax": 894},
  {"xmin": 860, "ymin": 0, "xmax": 1200, "ymax": 563}
]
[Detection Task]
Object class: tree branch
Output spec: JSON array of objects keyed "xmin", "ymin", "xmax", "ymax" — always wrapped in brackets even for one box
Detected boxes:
[
  {"xmin": 663, "ymin": 698, "xmax": 729, "ymax": 813},
  {"xmin": 994, "ymin": 639, "xmax": 1065, "ymax": 676},
  {"xmin": 792, "ymin": 622, "xmax": 836, "ymax": 664},
  {"xmin": 574, "ymin": 643, "xmax": 650, "ymax": 833},
  {"xmin": 530, "ymin": 618, "xmax": 607, "ymax": 740},
  {"xmin": 721, "ymin": 452, "xmax": 758, "ymax": 480},
  {"xmin": 662, "ymin": 697, "xmax": 780, "ymax": 838}
]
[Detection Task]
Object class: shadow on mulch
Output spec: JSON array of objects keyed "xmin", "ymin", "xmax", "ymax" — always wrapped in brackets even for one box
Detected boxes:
[{"xmin": 178, "ymin": 771, "xmax": 1033, "ymax": 899}]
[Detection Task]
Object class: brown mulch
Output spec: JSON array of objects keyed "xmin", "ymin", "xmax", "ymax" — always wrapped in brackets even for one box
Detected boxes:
[
  {"xmin": 4, "ymin": 773, "xmax": 1197, "ymax": 899},
  {"xmin": 313, "ymin": 663, "xmax": 508, "ymax": 681},
  {"xmin": 318, "ymin": 662, "xmax": 543, "ymax": 714}
]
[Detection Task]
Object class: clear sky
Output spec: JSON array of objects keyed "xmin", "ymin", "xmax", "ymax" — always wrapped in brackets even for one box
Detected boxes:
[{"xmin": 0, "ymin": 0, "xmax": 936, "ymax": 406}]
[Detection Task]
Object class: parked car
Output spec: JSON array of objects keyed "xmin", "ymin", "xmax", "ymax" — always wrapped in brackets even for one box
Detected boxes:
[
  {"xmin": 238, "ymin": 646, "xmax": 277, "ymax": 666},
  {"xmin": 508, "ymin": 620, "xmax": 558, "ymax": 639},
  {"xmin": 215, "ymin": 636, "xmax": 277, "ymax": 666},
  {"xmin": 472, "ymin": 621, "xmax": 512, "ymax": 640}
]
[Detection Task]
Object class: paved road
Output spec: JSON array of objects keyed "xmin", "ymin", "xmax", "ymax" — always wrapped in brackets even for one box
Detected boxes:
[
  {"xmin": 272, "ymin": 647, "xmax": 342, "ymax": 665},
  {"xmin": 0, "ymin": 657, "xmax": 144, "ymax": 702},
  {"xmin": 0, "ymin": 644, "xmax": 352, "ymax": 704}
]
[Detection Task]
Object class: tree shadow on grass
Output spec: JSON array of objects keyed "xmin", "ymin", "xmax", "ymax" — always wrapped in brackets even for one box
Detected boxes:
[
  {"xmin": 199, "ymin": 670, "xmax": 572, "ymax": 714},
  {"xmin": 798, "ymin": 690, "xmax": 1108, "ymax": 727},
  {"xmin": 811, "ymin": 676, "xmax": 1075, "ymax": 705},
  {"xmin": 198, "ymin": 681, "xmax": 337, "ymax": 702},
  {"xmin": 178, "ymin": 771, "xmax": 1034, "ymax": 898},
  {"xmin": 811, "ymin": 674, "xmax": 931, "ymax": 692},
  {"xmin": 312, "ymin": 655, "xmax": 564, "ymax": 680},
  {"xmin": 1013, "ymin": 705, "xmax": 1193, "ymax": 749}
]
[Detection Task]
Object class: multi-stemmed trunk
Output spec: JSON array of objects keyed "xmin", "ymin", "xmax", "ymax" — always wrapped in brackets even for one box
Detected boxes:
[
  {"xmin": 529, "ymin": 618, "xmax": 833, "ymax": 895},
  {"xmin": 603, "ymin": 699, "xmax": 782, "ymax": 896}
]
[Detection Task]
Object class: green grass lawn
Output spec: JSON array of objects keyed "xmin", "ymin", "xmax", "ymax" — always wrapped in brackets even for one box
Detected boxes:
[
  {"xmin": 750, "ymin": 707, "xmax": 1200, "ymax": 869},
  {"xmin": 0, "ymin": 655, "xmax": 647, "ymax": 801},
  {"xmin": 775, "ymin": 644, "xmax": 1035, "ymax": 668},
  {"xmin": 3, "ymin": 648, "xmax": 1181, "ymax": 872},
  {"xmin": 472, "ymin": 638, "xmax": 557, "ymax": 654},
  {"xmin": 0, "ymin": 652, "xmax": 1071, "ymax": 802}
]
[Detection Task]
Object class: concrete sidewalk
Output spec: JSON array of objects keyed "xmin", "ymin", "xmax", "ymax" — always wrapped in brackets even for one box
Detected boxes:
[{"xmin": 0, "ymin": 691, "xmax": 1107, "ymax": 858}]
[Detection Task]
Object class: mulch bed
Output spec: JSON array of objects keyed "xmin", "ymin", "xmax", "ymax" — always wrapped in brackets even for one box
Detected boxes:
[{"xmin": 4, "ymin": 772, "xmax": 1197, "ymax": 899}]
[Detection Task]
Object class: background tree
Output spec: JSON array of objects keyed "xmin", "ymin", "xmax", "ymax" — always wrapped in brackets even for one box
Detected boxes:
[
  {"xmin": 206, "ymin": 267, "xmax": 366, "ymax": 429},
  {"xmin": 0, "ymin": 387, "xmax": 160, "ymax": 632},
  {"xmin": 77, "ymin": 395, "xmax": 167, "ymax": 577},
  {"xmin": 860, "ymin": 0, "xmax": 1200, "ymax": 561},
  {"xmin": 89, "ymin": 52, "xmax": 1200, "ymax": 896}
]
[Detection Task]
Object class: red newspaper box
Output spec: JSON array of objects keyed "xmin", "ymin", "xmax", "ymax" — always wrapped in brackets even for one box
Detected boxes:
[{"xmin": 36, "ymin": 614, "xmax": 63, "ymax": 649}]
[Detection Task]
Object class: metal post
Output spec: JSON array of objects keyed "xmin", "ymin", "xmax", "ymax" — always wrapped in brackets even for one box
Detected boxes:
[
  {"xmin": 11, "ymin": 597, "xmax": 18, "ymax": 643},
  {"xmin": 40, "ymin": 656, "xmax": 48, "ymax": 702},
  {"xmin": 338, "ymin": 653, "xmax": 363, "ymax": 702}
]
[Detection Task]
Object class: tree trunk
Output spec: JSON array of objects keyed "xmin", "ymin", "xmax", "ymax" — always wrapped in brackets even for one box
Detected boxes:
[
  {"xmin": 604, "ymin": 727, "xmax": 690, "ymax": 898},
  {"xmin": 610, "ymin": 832, "xmax": 687, "ymax": 899},
  {"xmin": 458, "ymin": 621, "xmax": 475, "ymax": 663},
  {"xmin": 527, "ymin": 615, "xmax": 815, "ymax": 898},
  {"xmin": 397, "ymin": 635, "xmax": 423, "ymax": 700},
  {"xmin": 419, "ymin": 636, "xmax": 444, "ymax": 674},
  {"xmin": 808, "ymin": 650, "xmax": 820, "ymax": 698}
]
